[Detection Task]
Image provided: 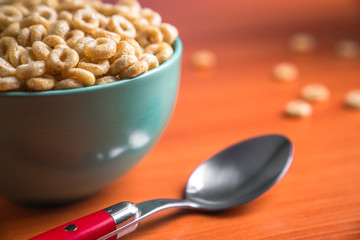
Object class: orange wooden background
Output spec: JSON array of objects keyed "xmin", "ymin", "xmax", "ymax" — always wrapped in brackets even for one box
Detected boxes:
[{"xmin": 1, "ymin": 0, "xmax": 360, "ymax": 239}]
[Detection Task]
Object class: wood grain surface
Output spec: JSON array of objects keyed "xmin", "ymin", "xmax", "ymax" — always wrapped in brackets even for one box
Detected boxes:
[{"xmin": 1, "ymin": 0, "xmax": 360, "ymax": 239}]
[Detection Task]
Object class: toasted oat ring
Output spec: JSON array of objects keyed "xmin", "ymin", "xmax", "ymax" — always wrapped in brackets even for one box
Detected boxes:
[
  {"xmin": 62, "ymin": 68, "xmax": 95, "ymax": 86},
  {"xmin": 8, "ymin": 45, "xmax": 26, "ymax": 67},
  {"xmin": 0, "ymin": 22, "xmax": 20, "ymax": 38},
  {"xmin": 54, "ymin": 78, "xmax": 84, "ymax": 90},
  {"xmin": 0, "ymin": 6, "xmax": 23, "ymax": 31},
  {"xmin": 0, "ymin": 57, "xmax": 16, "ymax": 77},
  {"xmin": 140, "ymin": 8, "xmax": 162, "ymax": 26},
  {"xmin": 92, "ymin": 29, "xmax": 121, "ymax": 44},
  {"xmin": 139, "ymin": 53, "xmax": 159, "ymax": 70},
  {"xmin": 26, "ymin": 76, "xmax": 56, "ymax": 91},
  {"xmin": 47, "ymin": 47, "xmax": 79, "ymax": 72},
  {"xmin": 48, "ymin": 20, "xmax": 70, "ymax": 37},
  {"xmin": 65, "ymin": 30, "xmax": 85, "ymax": 48},
  {"xmin": 33, "ymin": 5, "xmax": 57, "ymax": 23},
  {"xmin": 108, "ymin": 15, "xmax": 136, "ymax": 39},
  {"xmin": 57, "ymin": 0, "xmax": 86, "ymax": 12},
  {"xmin": 32, "ymin": 41, "xmax": 51, "ymax": 61},
  {"xmin": 15, "ymin": 61, "xmax": 47, "ymax": 80},
  {"xmin": 144, "ymin": 42, "xmax": 173, "ymax": 64},
  {"xmin": 20, "ymin": 15, "xmax": 49, "ymax": 30},
  {"xmin": 118, "ymin": 59, "xmax": 148, "ymax": 79},
  {"xmin": 0, "ymin": 37, "xmax": 17, "ymax": 60},
  {"xmin": 137, "ymin": 26, "xmax": 163, "ymax": 47},
  {"xmin": 58, "ymin": 10, "xmax": 73, "ymax": 22},
  {"xmin": 17, "ymin": 28, "xmax": 31, "ymax": 47},
  {"xmin": 160, "ymin": 23, "xmax": 178, "ymax": 45},
  {"xmin": 29, "ymin": 24, "xmax": 47, "ymax": 44},
  {"xmin": 109, "ymin": 54, "xmax": 138, "ymax": 76},
  {"xmin": 0, "ymin": 76, "xmax": 24, "ymax": 91},
  {"xmin": 83, "ymin": 38, "xmax": 117, "ymax": 60},
  {"xmin": 43, "ymin": 35, "xmax": 67, "ymax": 48},
  {"xmin": 73, "ymin": 37, "xmax": 94, "ymax": 58},
  {"xmin": 72, "ymin": 9, "xmax": 99, "ymax": 34},
  {"xmin": 20, "ymin": 47, "xmax": 36, "ymax": 64},
  {"xmin": 78, "ymin": 57, "xmax": 110, "ymax": 76},
  {"xmin": 110, "ymin": 40, "xmax": 136, "ymax": 63},
  {"xmin": 95, "ymin": 75, "xmax": 118, "ymax": 85}
]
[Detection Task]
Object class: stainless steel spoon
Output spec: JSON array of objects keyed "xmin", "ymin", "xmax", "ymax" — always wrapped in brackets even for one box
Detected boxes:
[{"xmin": 30, "ymin": 134, "xmax": 293, "ymax": 240}]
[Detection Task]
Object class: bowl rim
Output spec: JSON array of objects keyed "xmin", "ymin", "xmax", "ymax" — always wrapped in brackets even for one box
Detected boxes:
[{"xmin": 1, "ymin": 38, "xmax": 183, "ymax": 98}]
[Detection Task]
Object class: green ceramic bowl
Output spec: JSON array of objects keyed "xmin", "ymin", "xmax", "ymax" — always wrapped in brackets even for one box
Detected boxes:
[{"xmin": 0, "ymin": 38, "xmax": 182, "ymax": 204}]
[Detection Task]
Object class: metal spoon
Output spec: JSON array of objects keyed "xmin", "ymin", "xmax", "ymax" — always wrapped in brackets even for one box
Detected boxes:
[{"xmin": 30, "ymin": 134, "xmax": 293, "ymax": 240}]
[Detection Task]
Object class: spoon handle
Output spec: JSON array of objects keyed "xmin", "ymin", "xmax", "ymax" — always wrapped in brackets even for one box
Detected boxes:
[{"xmin": 98, "ymin": 199, "xmax": 196, "ymax": 240}]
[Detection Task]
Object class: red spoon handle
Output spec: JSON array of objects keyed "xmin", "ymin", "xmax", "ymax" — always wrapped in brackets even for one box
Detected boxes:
[{"xmin": 29, "ymin": 210, "xmax": 117, "ymax": 240}]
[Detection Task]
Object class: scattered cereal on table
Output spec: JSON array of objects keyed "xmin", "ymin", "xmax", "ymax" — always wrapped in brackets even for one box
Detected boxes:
[
  {"xmin": 288, "ymin": 32, "xmax": 316, "ymax": 53},
  {"xmin": 272, "ymin": 62, "xmax": 298, "ymax": 82},
  {"xmin": 344, "ymin": 89, "xmax": 360, "ymax": 108},
  {"xmin": 191, "ymin": 50, "xmax": 217, "ymax": 70},
  {"xmin": 285, "ymin": 99, "xmax": 312, "ymax": 117},
  {"xmin": 335, "ymin": 40, "xmax": 360, "ymax": 58},
  {"xmin": 301, "ymin": 83, "xmax": 330, "ymax": 102}
]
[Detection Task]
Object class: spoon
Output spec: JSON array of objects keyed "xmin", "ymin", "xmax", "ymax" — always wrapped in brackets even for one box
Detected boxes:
[{"xmin": 30, "ymin": 134, "xmax": 293, "ymax": 240}]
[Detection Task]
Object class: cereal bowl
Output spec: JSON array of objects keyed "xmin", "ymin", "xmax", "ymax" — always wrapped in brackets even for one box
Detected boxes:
[{"xmin": 0, "ymin": 38, "xmax": 182, "ymax": 204}]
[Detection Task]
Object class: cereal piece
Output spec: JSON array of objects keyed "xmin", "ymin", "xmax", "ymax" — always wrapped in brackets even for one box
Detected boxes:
[
  {"xmin": 160, "ymin": 23, "xmax": 178, "ymax": 45},
  {"xmin": 0, "ymin": 22, "xmax": 20, "ymax": 38},
  {"xmin": 20, "ymin": 47, "xmax": 36, "ymax": 64},
  {"xmin": 110, "ymin": 40, "xmax": 136, "ymax": 63},
  {"xmin": 91, "ymin": 1, "xmax": 114, "ymax": 16},
  {"xmin": 58, "ymin": 10, "xmax": 73, "ymax": 22},
  {"xmin": 139, "ymin": 53, "xmax": 158, "ymax": 70},
  {"xmin": 16, "ymin": 61, "xmax": 47, "ymax": 80},
  {"xmin": 108, "ymin": 15, "xmax": 136, "ymax": 39},
  {"xmin": 57, "ymin": 0, "xmax": 86, "ymax": 12},
  {"xmin": 116, "ymin": 0, "xmax": 141, "ymax": 12},
  {"xmin": 136, "ymin": 26, "xmax": 163, "ymax": 47},
  {"xmin": 33, "ymin": 5, "xmax": 58, "ymax": 23},
  {"xmin": 72, "ymin": 9, "xmax": 99, "ymax": 34},
  {"xmin": 83, "ymin": 38, "xmax": 117, "ymax": 60},
  {"xmin": 289, "ymin": 33, "xmax": 316, "ymax": 53},
  {"xmin": 65, "ymin": 30, "xmax": 85, "ymax": 48},
  {"xmin": 8, "ymin": 45, "xmax": 26, "ymax": 67},
  {"xmin": 191, "ymin": 50, "xmax": 216, "ymax": 70},
  {"xmin": 0, "ymin": 37, "xmax": 18, "ymax": 60},
  {"xmin": 300, "ymin": 83, "xmax": 330, "ymax": 102},
  {"xmin": 140, "ymin": 8, "xmax": 161, "ymax": 26},
  {"xmin": 0, "ymin": 5, "xmax": 23, "ymax": 31},
  {"xmin": 20, "ymin": 15, "xmax": 49, "ymax": 30},
  {"xmin": 335, "ymin": 40, "xmax": 360, "ymax": 58},
  {"xmin": 92, "ymin": 29, "xmax": 121, "ymax": 44},
  {"xmin": 26, "ymin": 76, "xmax": 55, "ymax": 91},
  {"xmin": 48, "ymin": 20, "xmax": 70, "ymax": 37},
  {"xmin": 344, "ymin": 89, "xmax": 360, "ymax": 108},
  {"xmin": 0, "ymin": 57, "xmax": 16, "ymax": 77},
  {"xmin": 54, "ymin": 78, "xmax": 83, "ymax": 90},
  {"xmin": 47, "ymin": 47, "xmax": 79, "ymax": 72},
  {"xmin": 272, "ymin": 62, "xmax": 298, "ymax": 82},
  {"xmin": 285, "ymin": 100, "xmax": 312, "ymax": 117},
  {"xmin": 43, "ymin": 35, "xmax": 66, "ymax": 48},
  {"xmin": 95, "ymin": 75, "xmax": 118, "ymax": 85},
  {"xmin": 108, "ymin": 54, "xmax": 138, "ymax": 75},
  {"xmin": 144, "ymin": 42, "xmax": 173, "ymax": 64},
  {"xmin": 124, "ymin": 39, "xmax": 142, "ymax": 57},
  {"xmin": 78, "ymin": 57, "xmax": 110, "ymax": 76},
  {"xmin": 118, "ymin": 59, "xmax": 148, "ymax": 79},
  {"xmin": 97, "ymin": 13, "xmax": 109, "ymax": 29},
  {"xmin": 29, "ymin": 24, "xmax": 48, "ymax": 44},
  {"xmin": 133, "ymin": 18, "xmax": 149, "ymax": 31},
  {"xmin": 73, "ymin": 37, "xmax": 94, "ymax": 57},
  {"xmin": 0, "ymin": 76, "xmax": 24, "ymax": 91},
  {"xmin": 32, "ymin": 41, "xmax": 51, "ymax": 61},
  {"xmin": 62, "ymin": 68, "xmax": 95, "ymax": 86},
  {"xmin": 17, "ymin": 28, "xmax": 32, "ymax": 47},
  {"xmin": 12, "ymin": 2, "xmax": 30, "ymax": 17}
]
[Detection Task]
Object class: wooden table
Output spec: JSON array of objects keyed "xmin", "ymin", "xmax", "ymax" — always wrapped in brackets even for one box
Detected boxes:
[{"xmin": 1, "ymin": 0, "xmax": 360, "ymax": 239}]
